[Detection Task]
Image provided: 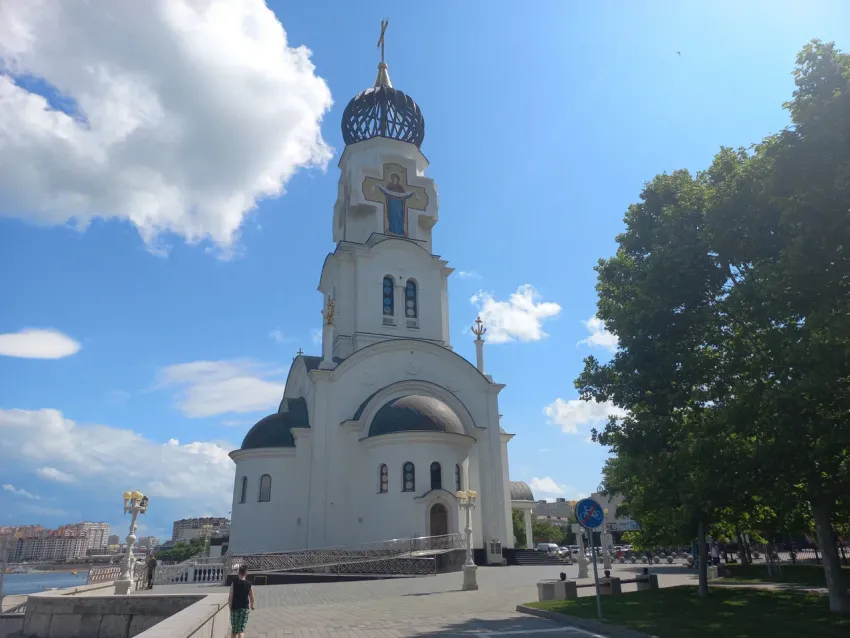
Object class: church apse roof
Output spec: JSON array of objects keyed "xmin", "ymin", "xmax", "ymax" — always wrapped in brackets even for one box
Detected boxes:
[
  {"xmin": 368, "ymin": 395, "xmax": 464, "ymax": 438},
  {"xmin": 240, "ymin": 397, "xmax": 310, "ymax": 450}
]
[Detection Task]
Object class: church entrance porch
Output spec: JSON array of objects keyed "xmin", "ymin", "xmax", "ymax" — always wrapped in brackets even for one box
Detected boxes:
[{"xmin": 429, "ymin": 503, "xmax": 449, "ymax": 536}]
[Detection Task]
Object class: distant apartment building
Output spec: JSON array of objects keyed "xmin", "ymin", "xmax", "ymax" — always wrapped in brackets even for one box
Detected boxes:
[
  {"xmin": 8, "ymin": 534, "xmax": 89, "ymax": 562},
  {"xmin": 137, "ymin": 536, "xmax": 160, "ymax": 548},
  {"xmin": 171, "ymin": 517, "xmax": 229, "ymax": 542},
  {"xmin": 58, "ymin": 522, "xmax": 110, "ymax": 550},
  {"xmin": 107, "ymin": 535, "xmax": 120, "ymax": 546},
  {"xmin": 0, "ymin": 525, "xmax": 46, "ymax": 538}
]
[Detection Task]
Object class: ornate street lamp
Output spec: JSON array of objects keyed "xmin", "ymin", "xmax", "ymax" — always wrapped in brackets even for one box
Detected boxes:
[
  {"xmin": 456, "ymin": 489, "xmax": 478, "ymax": 591},
  {"xmin": 114, "ymin": 491, "xmax": 148, "ymax": 595},
  {"xmin": 603, "ymin": 508, "xmax": 612, "ymax": 570}
]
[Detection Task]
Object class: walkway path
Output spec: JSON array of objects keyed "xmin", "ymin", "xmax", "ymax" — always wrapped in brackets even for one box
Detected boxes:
[{"xmin": 140, "ymin": 564, "xmax": 696, "ymax": 637}]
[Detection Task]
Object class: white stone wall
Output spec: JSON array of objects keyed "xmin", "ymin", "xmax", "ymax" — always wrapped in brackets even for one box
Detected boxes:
[{"xmin": 228, "ymin": 448, "xmax": 310, "ymax": 554}]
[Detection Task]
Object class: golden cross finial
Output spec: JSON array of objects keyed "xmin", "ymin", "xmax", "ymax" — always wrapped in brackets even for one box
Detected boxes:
[
  {"xmin": 472, "ymin": 316, "xmax": 487, "ymax": 339},
  {"xmin": 297, "ymin": 348, "xmax": 303, "ymax": 357},
  {"xmin": 377, "ymin": 19, "xmax": 389, "ymax": 64}
]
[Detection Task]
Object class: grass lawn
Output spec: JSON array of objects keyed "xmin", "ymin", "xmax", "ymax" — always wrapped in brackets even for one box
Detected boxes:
[
  {"xmin": 723, "ymin": 563, "xmax": 850, "ymax": 587},
  {"xmin": 526, "ymin": 586, "xmax": 850, "ymax": 638}
]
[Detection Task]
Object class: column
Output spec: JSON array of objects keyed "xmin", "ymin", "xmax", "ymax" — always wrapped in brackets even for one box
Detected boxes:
[{"xmin": 524, "ymin": 509, "xmax": 533, "ymax": 549}]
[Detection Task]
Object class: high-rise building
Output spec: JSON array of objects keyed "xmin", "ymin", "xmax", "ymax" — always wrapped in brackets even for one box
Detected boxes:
[
  {"xmin": 8, "ymin": 534, "xmax": 89, "ymax": 562},
  {"xmin": 107, "ymin": 535, "xmax": 120, "ymax": 546},
  {"xmin": 58, "ymin": 522, "xmax": 110, "ymax": 549},
  {"xmin": 171, "ymin": 517, "xmax": 229, "ymax": 542}
]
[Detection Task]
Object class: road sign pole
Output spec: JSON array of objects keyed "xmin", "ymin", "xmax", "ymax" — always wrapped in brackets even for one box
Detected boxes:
[{"xmin": 589, "ymin": 533, "xmax": 602, "ymax": 620}]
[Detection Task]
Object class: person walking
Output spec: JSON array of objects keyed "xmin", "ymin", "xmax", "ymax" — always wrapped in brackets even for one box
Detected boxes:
[
  {"xmin": 145, "ymin": 555, "xmax": 157, "ymax": 590},
  {"xmin": 228, "ymin": 566, "xmax": 255, "ymax": 638}
]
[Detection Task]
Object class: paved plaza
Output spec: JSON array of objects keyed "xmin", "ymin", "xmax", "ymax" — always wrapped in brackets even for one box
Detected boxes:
[{"xmin": 140, "ymin": 564, "xmax": 696, "ymax": 637}]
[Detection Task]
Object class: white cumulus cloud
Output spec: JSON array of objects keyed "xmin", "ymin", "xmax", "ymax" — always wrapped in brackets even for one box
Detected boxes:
[
  {"xmin": 470, "ymin": 284, "xmax": 561, "ymax": 344},
  {"xmin": 36, "ymin": 466, "xmax": 76, "ymax": 483},
  {"xmin": 543, "ymin": 398, "xmax": 626, "ymax": 435},
  {"xmin": 2, "ymin": 483, "xmax": 40, "ymax": 500},
  {"xmin": 527, "ymin": 477, "xmax": 582, "ymax": 502},
  {"xmin": 455, "ymin": 270, "xmax": 480, "ymax": 279},
  {"xmin": 0, "ymin": 408, "xmax": 234, "ymax": 512},
  {"xmin": 577, "ymin": 316, "xmax": 618, "ymax": 353},
  {"xmin": 0, "ymin": 0, "xmax": 333, "ymax": 254},
  {"xmin": 0, "ymin": 328, "xmax": 81, "ymax": 359},
  {"xmin": 158, "ymin": 360, "xmax": 285, "ymax": 418}
]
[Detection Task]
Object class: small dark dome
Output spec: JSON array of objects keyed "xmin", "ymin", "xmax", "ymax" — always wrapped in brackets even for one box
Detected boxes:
[
  {"xmin": 368, "ymin": 395, "xmax": 463, "ymax": 438},
  {"xmin": 510, "ymin": 481, "xmax": 535, "ymax": 501},
  {"xmin": 241, "ymin": 398, "xmax": 309, "ymax": 450},
  {"xmin": 341, "ymin": 77, "xmax": 425, "ymax": 148}
]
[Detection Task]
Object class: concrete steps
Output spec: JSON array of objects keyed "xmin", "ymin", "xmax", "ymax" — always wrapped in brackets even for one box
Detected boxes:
[{"xmin": 512, "ymin": 550, "xmax": 573, "ymax": 567}]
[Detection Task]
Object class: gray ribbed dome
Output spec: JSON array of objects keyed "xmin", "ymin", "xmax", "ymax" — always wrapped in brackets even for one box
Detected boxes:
[
  {"xmin": 368, "ymin": 395, "xmax": 463, "ymax": 438},
  {"xmin": 241, "ymin": 398, "xmax": 309, "ymax": 450},
  {"xmin": 510, "ymin": 481, "xmax": 535, "ymax": 501}
]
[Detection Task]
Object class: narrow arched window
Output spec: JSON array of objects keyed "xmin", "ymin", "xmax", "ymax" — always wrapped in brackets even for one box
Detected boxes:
[
  {"xmin": 405, "ymin": 279, "xmax": 418, "ymax": 318},
  {"xmin": 383, "ymin": 276, "xmax": 394, "ymax": 317},
  {"xmin": 402, "ymin": 462, "xmax": 415, "ymax": 492},
  {"xmin": 239, "ymin": 476, "xmax": 248, "ymax": 504},
  {"xmin": 455, "ymin": 465, "xmax": 462, "ymax": 491},
  {"xmin": 258, "ymin": 474, "xmax": 272, "ymax": 502},
  {"xmin": 430, "ymin": 462, "xmax": 442, "ymax": 490},
  {"xmin": 379, "ymin": 464, "xmax": 388, "ymax": 493}
]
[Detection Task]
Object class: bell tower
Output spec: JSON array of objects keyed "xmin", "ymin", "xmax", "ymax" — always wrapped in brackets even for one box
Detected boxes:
[{"xmin": 319, "ymin": 22, "xmax": 452, "ymax": 362}]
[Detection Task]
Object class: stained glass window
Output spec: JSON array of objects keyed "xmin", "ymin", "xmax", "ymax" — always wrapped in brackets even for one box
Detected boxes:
[
  {"xmin": 258, "ymin": 474, "xmax": 272, "ymax": 502},
  {"xmin": 430, "ymin": 462, "xmax": 442, "ymax": 490},
  {"xmin": 405, "ymin": 280, "xmax": 418, "ymax": 318},
  {"xmin": 383, "ymin": 276, "xmax": 394, "ymax": 316},
  {"xmin": 379, "ymin": 464, "xmax": 388, "ymax": 493},
  {"xmin": 402, "ymin": 462, "xmax": 415, "ymax": 492}
]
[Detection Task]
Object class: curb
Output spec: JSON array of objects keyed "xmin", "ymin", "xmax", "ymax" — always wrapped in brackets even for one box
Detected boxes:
[{"xmin": 515, "ymin": 605, "xmax": 655, "ymax": 638}]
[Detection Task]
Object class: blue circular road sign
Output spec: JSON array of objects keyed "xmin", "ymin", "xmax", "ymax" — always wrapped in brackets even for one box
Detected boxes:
[{"xmin": 575, "ymin": 498, "xmax": 604, "ymax": 529}]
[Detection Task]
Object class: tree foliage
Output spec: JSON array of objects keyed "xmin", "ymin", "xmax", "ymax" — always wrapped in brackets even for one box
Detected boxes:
[
  {"xmin": 154, "ymin": 536, "xmax": 206, "ymax": 563},
  {"xmin": 576, "ymin": 40, "xmax": 850, "ymax": 612}
]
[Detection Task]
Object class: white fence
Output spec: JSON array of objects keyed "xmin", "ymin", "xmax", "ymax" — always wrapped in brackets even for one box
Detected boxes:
[{"xmin": 153, "ymin": 562, "xmax": 225, "ymax": 586}]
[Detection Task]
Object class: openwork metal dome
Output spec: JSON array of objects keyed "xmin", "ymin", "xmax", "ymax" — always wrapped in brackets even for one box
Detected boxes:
[{"xmin": 341, "ymin": 63, "xmax": 425, "ymax": 148}]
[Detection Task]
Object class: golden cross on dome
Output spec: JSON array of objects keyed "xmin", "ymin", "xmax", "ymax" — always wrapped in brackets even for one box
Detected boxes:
[
  {"xmin": 472, "ymin": 316, "xmax": 487, "ymax": 339},
  {"xmin": 297, "ymin": 348, "xmax": 303, "ymax": 357},
  {"xmin": 377, "ymin": 18, "xmax": 389, "ymax": 64}
]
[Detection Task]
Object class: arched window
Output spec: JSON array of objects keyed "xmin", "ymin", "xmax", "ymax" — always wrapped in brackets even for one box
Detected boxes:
[
  {"xmin": 405, "ymin": 279, "xmax": 418, "ymax": 318},
  {"xmin": 379, "ymin": 464, "xmax": 388, "ymax": 493},
  {"xmin": 402, "ymin": 462, "xmax": 415, "ymax": 492},
  {"xmin": 382, "ymin": 276, "xmax": 394, "ymax": 317},
  {"xmin": 239, "ymin": 476, "xmax": 248, "ymax": 504},
  {"xmin": 258, "ymin": 474, "xmax": 272, "ymax": 502},
  {"xmin": 430, "ymin": 462, "xmax": 442, "ymax": 490},
  {"xmin": 455, "ymin": 464, "xmax": 462, "ymax": 491}
]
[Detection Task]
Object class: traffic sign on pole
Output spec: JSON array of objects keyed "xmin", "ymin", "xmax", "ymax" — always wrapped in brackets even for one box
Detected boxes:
[
  {"xmin": 575, "ymin": 498, "xmax": 605, "ymax": 530},
  {"xmin": 574, "ymin": 498, "xmax": 605, "ymax": 621}
]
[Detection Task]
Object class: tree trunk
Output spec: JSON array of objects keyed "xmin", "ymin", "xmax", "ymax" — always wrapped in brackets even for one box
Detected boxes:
[
  {"xmin": 697, "ymin": 519, "xmax": 709, "ymax": 597},
  {"xmin": 811, "ymin": 497, "xmax": 850, "ymax": 614},
  {"xmin": 736, "ymin": 530, "xmax": 750, "ymax": 566}
]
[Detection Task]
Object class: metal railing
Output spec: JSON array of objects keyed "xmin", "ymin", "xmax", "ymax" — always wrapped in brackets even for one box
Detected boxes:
[{"xmin": 227, "ymin": 532, "xmax": 465, "ymax": 577}]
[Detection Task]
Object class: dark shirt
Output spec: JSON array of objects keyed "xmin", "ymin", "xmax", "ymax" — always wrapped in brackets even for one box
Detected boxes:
[{"xmin": 231, "ymin": 578, "xmax": 252, "ymax": 610}]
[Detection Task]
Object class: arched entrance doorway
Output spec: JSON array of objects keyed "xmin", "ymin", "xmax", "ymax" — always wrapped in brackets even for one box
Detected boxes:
[{"xmin": 429, "ymin": 503, "xmax": 449, "ymax": 536}]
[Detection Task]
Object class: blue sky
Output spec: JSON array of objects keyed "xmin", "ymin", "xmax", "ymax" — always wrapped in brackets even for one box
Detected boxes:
[{"xmin": 1, "ymin": 1, "xmax": 847, "ymax": 540}]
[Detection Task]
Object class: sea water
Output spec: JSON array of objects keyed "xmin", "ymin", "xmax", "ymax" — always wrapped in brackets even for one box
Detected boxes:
[{"xmin": 2, "ymin": 571, "xmax": 89, "ymax": 595}]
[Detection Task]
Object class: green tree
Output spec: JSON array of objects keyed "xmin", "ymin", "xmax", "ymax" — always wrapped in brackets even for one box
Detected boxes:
[{"xmin": 577, "ymin": 40, "xmax": 850, "ymax": 612}]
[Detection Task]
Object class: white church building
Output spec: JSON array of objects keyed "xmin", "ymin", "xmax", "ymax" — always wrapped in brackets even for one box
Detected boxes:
[{"xmin": 228, "ymin": 53, "xmax": 536, "ymax": 564}]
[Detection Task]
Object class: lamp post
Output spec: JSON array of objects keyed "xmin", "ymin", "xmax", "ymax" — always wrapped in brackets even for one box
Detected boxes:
[
  {"xmin": 603, "ymin": 509, "xmax": 612, "ymax": 570},
  {"xmin": 456, "ymin": 489, "xmax": 478, "ymax": 591},
  {"xmin": 114, "ymin": 491, "xmax": 148, "ymax": 595}
]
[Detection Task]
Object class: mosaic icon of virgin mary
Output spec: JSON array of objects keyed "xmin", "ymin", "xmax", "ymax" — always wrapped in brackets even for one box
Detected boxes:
[{"xmin": 371, "ymin": 173, "xmax": 416, "ymax": 236}]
